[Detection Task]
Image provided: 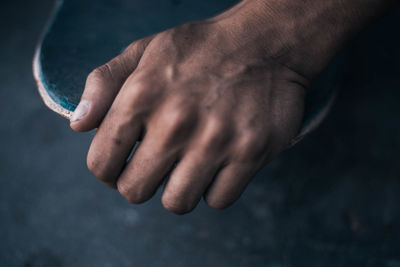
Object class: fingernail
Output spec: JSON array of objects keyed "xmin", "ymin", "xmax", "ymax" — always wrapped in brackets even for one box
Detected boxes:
[{"xmin": 70, "ymin": 100, "xmax": 90, "ymax": 122}]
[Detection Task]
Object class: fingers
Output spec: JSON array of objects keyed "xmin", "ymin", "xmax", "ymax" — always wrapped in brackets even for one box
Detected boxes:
[
  {"xmin": 203, "ymin": 129, "xmax": 268, "ymax": 210},
  {"xmin": 86, "ymin": 116, "xmax": 142, "ymax": 188},
  {"xmin": 85, "ymin": 78, "xmax": 149, "ymax": 188},
  {"xmin": 116, "ymin": 135, "xmax": 178, "ymax": 205},
  {"xmin": 204, "ymin": 163, "xmax": 257, "ymax": 210},
  {"xmin": 88, "ymin": 78, "xmax": 268, "ymax": 210},
  {"xmin": 116, "ymin": 99, "xmax": 198, "ymax": 204},
  {"xmin": 161, "ymin": 151, "xmax": 222, "ymax": 215},
  {"xmin": 70, "ymin": 36, "xmax": 153, "ymax": 132},
  {"xmin": 86, "ymin": 62, "xmax": 168, "ymax": 190},
  {"xmin": 160, "ymin": 117, "xmax": 231, "ymax": 214}
]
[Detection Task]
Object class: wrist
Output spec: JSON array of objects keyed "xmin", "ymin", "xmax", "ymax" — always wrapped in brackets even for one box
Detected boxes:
[{"xmin": 212, "ymin": 0, "xmax": 397, "ymax": 80}]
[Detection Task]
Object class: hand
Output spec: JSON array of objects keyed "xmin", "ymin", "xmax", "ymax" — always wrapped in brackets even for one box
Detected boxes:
[{"xmin": 70, "ymin": 0, "xmax": 394, "ymax": 214}]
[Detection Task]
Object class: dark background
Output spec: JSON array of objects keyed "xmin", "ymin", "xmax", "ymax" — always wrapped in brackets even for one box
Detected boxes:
[{"xmin": 0, "ymin": 0, "xmax": 399, "ymax": 266}]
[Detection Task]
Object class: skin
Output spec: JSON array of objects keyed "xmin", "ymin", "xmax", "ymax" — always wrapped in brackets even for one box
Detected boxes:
[{"xmin": 70, "ymin": 0, "xmax": 397, "ymax": 214}]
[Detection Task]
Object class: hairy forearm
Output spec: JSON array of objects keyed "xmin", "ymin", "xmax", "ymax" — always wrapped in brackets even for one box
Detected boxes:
[{"xmin": 213, "ymin": 0, "xmax": 398, "ymax": 79}]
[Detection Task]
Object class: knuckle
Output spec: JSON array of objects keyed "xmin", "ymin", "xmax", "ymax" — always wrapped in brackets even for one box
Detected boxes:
[
  {"xmin": 162, "ymin": 194, "xmax": 194, "ymax": 215},
  {"xmin": 125, "ymin": 36, "xmax": 152, "ymax": 55},
  {"xmin": 165, "ymin": 106, "xmax": 191, "ymax": 130},
  {"xmin": 87, "ymin": 65, "xmax": 111, "ymax": 84},
  {"xmin": 240, "ymin": 131, "xmax": 260, "ymax": 148},
  {"xmin": 234, "ymin": 130, "xmax": 267, "ymax": 161},
  {"xmin": 125, "ymin": 40, "xmax": 140, "ymax": 52},
  {"xmin": 158, "ymin": 102, "xmax": 198, "ymax": 144},
  {"xmin": 130, "ymin": 76, "xmax": 150, "ymax": 94},
  {"xmin": 205, "ymin": 120, "xmax": 226, "ymax": 140},
  {"xmin": 87, "ymin": 58, "xmax": 128, "ymax": 87},
  {"xmin": 199, "ymin": 118, "xmax": 231, "ymax": 153},
  {"xmin": 86, "ymin": 151, "xmax": 118, "ymax": 186},
  {"xmin": 124, "ymin": 76, "xmax": 154, "ymax": 105},
  {"xmin": 86, "ymin": 150, "xmax": 107, "ymax": 181},
  {"xmin": 117, "ymin": 181, "xmax": 148, "ymax": 204},
  {"xmin": 125, "ymin": 41, "xmax": 142, "ymax": 55},
  {"xmin": 116, "ymin": 74, "xmax": 159, "ymax": 122},
  {"xmin": 204, "ymin": 196, "xmax": 230, "ymax": 210}
]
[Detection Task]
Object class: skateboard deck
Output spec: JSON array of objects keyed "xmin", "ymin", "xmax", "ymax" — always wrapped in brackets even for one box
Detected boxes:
[{"xmin": 33, "ymin": 0, "xmax": 342, "ymax": 142}]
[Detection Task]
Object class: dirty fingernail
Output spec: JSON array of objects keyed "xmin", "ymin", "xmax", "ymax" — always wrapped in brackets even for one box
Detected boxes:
[{"xmin": 70, "ymin": 100, "xmax": 90, "ymax": 122}]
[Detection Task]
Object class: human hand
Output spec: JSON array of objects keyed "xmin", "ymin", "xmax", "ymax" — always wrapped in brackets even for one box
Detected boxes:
[{"xmin": 70, "ymin": 0, "xmax": 392, "ymax": 214}]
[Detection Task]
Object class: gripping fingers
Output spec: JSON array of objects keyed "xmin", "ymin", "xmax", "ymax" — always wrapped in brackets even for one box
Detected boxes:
[{"xmin": 70, "ymin": 36, "xmax": 154, "ymax": 132}]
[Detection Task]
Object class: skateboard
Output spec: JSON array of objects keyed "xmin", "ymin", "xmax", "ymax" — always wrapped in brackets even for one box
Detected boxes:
[{"xmin": 33, "ymin": 0, "xmax": 343, "ymax": 143}]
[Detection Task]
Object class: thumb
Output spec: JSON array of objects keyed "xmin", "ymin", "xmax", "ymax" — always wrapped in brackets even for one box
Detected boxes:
[{"xmin": 70, "ymin": 35, "xmax": 154, "ymax": 132}]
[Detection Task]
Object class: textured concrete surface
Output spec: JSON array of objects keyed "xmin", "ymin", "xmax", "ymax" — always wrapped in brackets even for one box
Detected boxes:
[{"xmin": 0, "ymin": 0, "xmax": 399, "ymax": 266}]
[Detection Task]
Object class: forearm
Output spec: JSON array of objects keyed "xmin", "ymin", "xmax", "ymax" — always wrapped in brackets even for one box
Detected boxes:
[{"xmin": 213, "ymin": 0, "xmax": 398, "ymax": 79}]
